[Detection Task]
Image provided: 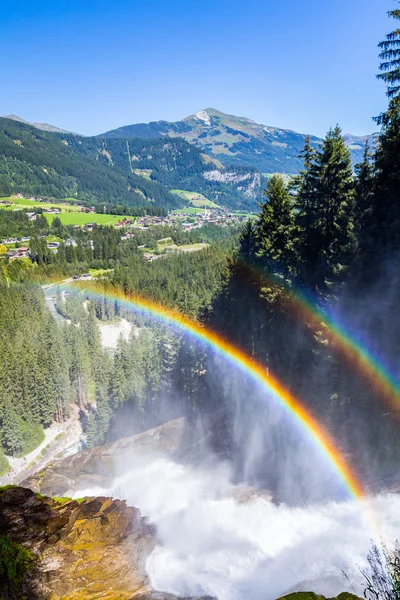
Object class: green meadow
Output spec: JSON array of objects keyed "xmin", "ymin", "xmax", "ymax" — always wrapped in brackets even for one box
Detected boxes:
[
  {"xmin": 44, "ymin": 212, "xmax": 127, "ymax": 226},
  {"xmin": 170, "ymin": 189, "xmax": 219, "ymax": 208},
  {"xmin": 0, "ymin": 197, "xmax": 82, "ymax": 212},
  {"xmin": 0, "ymin": 197, "xmax": 128, "ymax": 227}
]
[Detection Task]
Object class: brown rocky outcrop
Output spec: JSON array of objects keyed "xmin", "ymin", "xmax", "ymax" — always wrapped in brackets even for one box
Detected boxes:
[{"xmin": 0, "ymin": 485, "xmax": 155, "ymax": 599}]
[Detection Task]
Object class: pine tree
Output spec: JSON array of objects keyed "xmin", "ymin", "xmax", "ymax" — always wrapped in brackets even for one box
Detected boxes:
[
  {"xmin": 297, "ymin": 127, "xmax": 357, "ymax": 293},
  {"xmin": 87, "ymin": 353, "xmax": 112, "ymax": 447},
  {"xmin": 0, "ymin": 401, "xmax": 23, "ymax": 456},
  {"xmin": 369, "ymin": 2, "xmax": 400, "ymax": 253},
  {"xmin": 292, "ymin": 137, "xmax": 320, "ymax": 281},
  {"xmin": 257, "ymin": 175, "xmax": 297, "ymax": 279},
  {"xmin": 157, "ymin": 325, "xmax": 179, "ymax": 397},
  {"xmin": 237, "ymin": 220, "xmax": 257, "ymax": 264},
  {"xmin": 377, "ymin": 1, "xmax": 400, "ymax": 104},
  {"xmin": 67, "ymin": 328, "xmax": 91, "ymax": 408},
  {"xmin": 354, "ymin": 141, "xmax": 375, "ymax": 236}
]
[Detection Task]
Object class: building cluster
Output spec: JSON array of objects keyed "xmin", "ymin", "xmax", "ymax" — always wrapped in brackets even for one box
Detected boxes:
[
  {"xmin": 115, "ymin": 218, "xmax": 134, "ymax": 228},
  {"xmin": 135, "ymin": 208, "xmax": 248, "ymax": 231},
  {"xmin": 1, "ymin": 236, "xmax": 82, "ymax": 260},
  {"xmin": 1, "ymin": 238, "xmax": 60, "ymax": 260},
  {"xmin": 5, "ymin": 247, "xmax": 30, "ymax": 260}
]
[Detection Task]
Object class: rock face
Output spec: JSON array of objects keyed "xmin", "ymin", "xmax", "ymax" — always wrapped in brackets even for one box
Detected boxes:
[
  {"xmin": 0, "ymin": 486, "xmax": 155, "ymax": 600},
  {"xmin": 24, "ymin": 418, "xmax": 186, "ymax": 497}
]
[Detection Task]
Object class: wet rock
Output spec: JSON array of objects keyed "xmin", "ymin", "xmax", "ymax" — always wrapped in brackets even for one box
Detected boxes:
[
  {"xmin": 0, "ymin": 486, "xmax": 155, "ymax": 599},
  {"xmin": 23, "ymin": 418, "xmax": 186, "ymax": 497}
]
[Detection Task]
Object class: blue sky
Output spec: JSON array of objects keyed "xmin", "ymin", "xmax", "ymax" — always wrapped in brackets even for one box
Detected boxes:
[{"xmin": 0, "ymin": 0, "xmax": 393, "ymax": 137}]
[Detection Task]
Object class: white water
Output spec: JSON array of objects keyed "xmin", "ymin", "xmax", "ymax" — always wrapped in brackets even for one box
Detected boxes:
[{"xmin": 75, "ymin": 453, "xmax": 400, "ymax": 600}]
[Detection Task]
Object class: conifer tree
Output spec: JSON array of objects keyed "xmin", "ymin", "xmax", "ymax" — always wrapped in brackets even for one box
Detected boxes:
[
  {"xmin": 377, "ymin": 1, "xmax": 400, "ymax": 104},
  {"xmin": 238, "ymin": 220, "xmax": 257, "ymax": 264},
  {"xmin": 292, "ymin": 136, "xmax": 319, "ymax": 279},
  {"xmin": 370, "ymin": 1, "xmax": 400, "ymax": 252},
  {"xmin": 296, "ymin": 127, "xmax": 357, "ymax": 293},
  {"xmin": 354, "ymin": 141, "xmax": 375, "ymax": 236},
  {"xmin": 257, "ymin": 175, "xmax": 297, "ymax": 278},
  {"xmin": 0, "ymin": 401, "xmax": 23, "ymax": 456}
]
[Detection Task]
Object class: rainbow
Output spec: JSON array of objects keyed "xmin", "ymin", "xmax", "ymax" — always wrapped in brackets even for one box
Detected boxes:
[
  {"xmin": 235, "ymin": 261, "xmax": 400, "ymax": 414},
  {"xmin": 67, "ymin": 279, "xmax": 365, "ymax": 501}
]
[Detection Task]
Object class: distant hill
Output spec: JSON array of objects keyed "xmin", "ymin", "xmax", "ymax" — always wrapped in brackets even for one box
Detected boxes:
[
  {"xmin": 0, "ymin": 118, "xmax": 262, "ymax": 211},
  {"xmin": 3, "ymin": 114, "xmax": 74, "ymax": 134},
  {"xmin": 100, "ymin": 108, "xmax": 374, "ymax": 174}
]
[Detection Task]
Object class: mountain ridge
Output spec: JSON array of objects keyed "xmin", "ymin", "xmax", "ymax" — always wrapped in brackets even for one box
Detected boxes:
[
  {"xmin": 3, "ymin": 109, "xmax": 374, "ymax": 176},
  {"xmin": 4, "ymin": 114, "xmax": 74, "ymax": 134},
  {"xmin": 99, "ymin": 107, "xmax": 374, "ymax": 174},
  {"xmin": 0, "ymin": 117, "xmax": 262, "ymax": 211}
]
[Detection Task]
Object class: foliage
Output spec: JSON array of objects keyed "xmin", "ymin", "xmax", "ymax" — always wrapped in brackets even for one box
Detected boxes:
[
  {"xmin": 0, "ymin": 280, "xmax": 101, "ymax": 456},
  {"xmin": 377, "ymin": 1, "xmax": 400, "ymax": 102},
  {"xmin": 293, "ymin": 126, "xmax": 357, "ymax": 293},
  {"xmin": 0, "ymin": 535, "xmax": 35, "ymax": 600},
  {"xmin": 362, "ymin": 543, "xmax": 400, "ymax": 600},
  {"xmin": 14, "ymin": 422, "xmax": 45, "ymax": 458},
  {"xmin": 362, "ymin": 1, "xmax": 400, "ymax": 258},
  {"xmin": 257, "ymin": 174, "xmax": 297, "ymax": 278}
]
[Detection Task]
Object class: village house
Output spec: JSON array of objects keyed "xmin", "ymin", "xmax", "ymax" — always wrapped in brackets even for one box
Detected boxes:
[{"xmin": 6, "ymin": 247, "xmax": 29, "ymax": 260}]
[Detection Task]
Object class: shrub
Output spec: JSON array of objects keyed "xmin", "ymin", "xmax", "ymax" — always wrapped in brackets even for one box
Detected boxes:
[
  {"xmin": 362, "ymin": 542, "xmax": 400, "ymax": 600},
  {"xmin": 0, "ymin": 535, "xmax": 34, "ymax": 600}
]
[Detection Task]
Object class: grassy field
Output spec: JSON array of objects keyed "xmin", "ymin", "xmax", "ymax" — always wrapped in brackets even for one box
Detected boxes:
[
  {"xmin": 89, "ymin": 268, "xmax": 114, "ymax": 278},
  {"xmin": 172, "ymin": 207, "xmax": 207, "ymax": 215},
  {"xmin": 139, "ymin": 241, "xmax": 209, "ymax": 255},
  {"xmin": 0, "ymin": 196, "xmax": 82, "ymax": 212},
  {"xmin": 0, "ymin": 196, "xmax": 128, "ymax": 227},
  {"xmin": 133, "ymin": 169, "xmax": 152, "ymax": 180},
  {"xmin": 170, "ymin": 190, "xmax": 219, "ymax": 208},
  {"xmin": 45, "ymin": 212, "xmax": 127, "ymax": 226},
  {"xmin": 159, "ymin": 242, "xmax": 208, "ymax": 254},
  {"xmin": 237, "ymin": 212, "xmax": 258, "ymax": 219},
  {"xmin": 177, "ymin": 243, "xmax": 209, "ymax": 252}
]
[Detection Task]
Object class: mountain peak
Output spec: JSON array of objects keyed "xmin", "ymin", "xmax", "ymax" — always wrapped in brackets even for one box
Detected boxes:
[{"xmin": 100, "ymin": 109, "xmax": 374, "ymax": 176}]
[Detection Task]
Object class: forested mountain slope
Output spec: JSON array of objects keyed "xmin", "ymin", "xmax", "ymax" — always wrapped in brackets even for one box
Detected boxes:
[
  {"xmin": 0, "ymin": 117, "xmax": 262, "ymax": 211},
  {"xmin": 55, "ymin": 133, "xmax": 264, "ymax": 210},
  {"xmin": 99, "ymin": 108, "xmax": 374, "ymax": 174},
  {"xmin": 0, "ymin": 118, "xmax": 183, "ymax": 210}
]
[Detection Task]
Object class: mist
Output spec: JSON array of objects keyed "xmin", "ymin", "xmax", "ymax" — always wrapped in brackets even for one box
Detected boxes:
[{"xmin": 75, "ymin": 451, "xmax": 400, "ymax": 600}]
